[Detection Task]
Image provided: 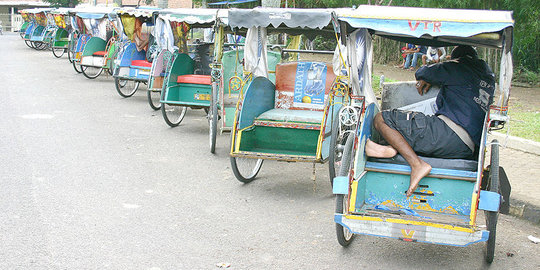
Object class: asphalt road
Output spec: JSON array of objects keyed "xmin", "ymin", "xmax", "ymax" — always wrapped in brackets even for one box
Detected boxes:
[{"xmin": 1, "ymin": 34, "xmax": 539, "ymax": 269}]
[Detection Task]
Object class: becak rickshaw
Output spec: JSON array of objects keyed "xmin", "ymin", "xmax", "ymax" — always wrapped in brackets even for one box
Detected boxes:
[
  {"xmin": 331, "ymin": 5, "xmax": 513, "ymax": 263},
  {"xmin": 154, "ymin": 9, "xmax": 222, "ymax": 127},
  {"xmin": 144, "ymin": 10, "xmax": 177, "ymax": 110},
  {"xmin": 49, "ymin": 8, "xmax": 72, "ymax": 58},
  {"xmin": 20, "ymin": 8, "xmax": 54, "ymax": 50},
  {"xmin": 228, "ymin": 8, "xmax": 351, "ymax": 182},
  {"xmin": 112, "ymin": 7, "xmax": 158, "ymax": 97},
  {"xmin": 75, "ymin": 7, "xmax": 120, "ymax": 79},
  {"xmin": 69, "ymin": 7, "xmax": 117, "ymax": 75},
  {"xmin": 18, "ymin": 10, "xmax": 32, "ymax": 38}
]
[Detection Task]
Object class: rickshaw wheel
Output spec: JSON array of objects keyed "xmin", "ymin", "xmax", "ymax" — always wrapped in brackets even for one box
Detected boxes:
[
  {"xmin": 24, "ymin": 40, "xmax": 33, "ymax": 48},
  {"xmin": 147, "ymin": 89, "xmax": 161, "ymax": 110},
  {"xmin": 209, "ymin": 84, "xmax": 218, "ymax": 153},
  {"xmin": 485, "ymin": 140, "xmax": 500, "ymax": 264},
  {"xmin": 67, "ymin": 49, "xmax": 74, "ymax": 63},
  {"xmin": 52, "ymin": 47, "xmax": 65, "ymax": 58},
  {"xmin": 329, "ymin": 117, "xmax": 346, "ymax": 186},
  {"xmin": 336, "ymin": 134, "xmax": 355, "ymax": 246},
  {"xmin": 114, "ymin": 77, "xmax": 139, "ymax": 98},
  {"xmin": 161, "ymin": 103, "xmax": 187, "ymax": 127},
  {"xmin": 230, "ymin": 157, "xmax": 263, "ymax": 183},
  {"xmin": 82, "ymin": 66, "xmax": 103, "ymax": 79},
  {"xmin": 72, "ymin": 59, "xmax": 83, "ymax": 74}
]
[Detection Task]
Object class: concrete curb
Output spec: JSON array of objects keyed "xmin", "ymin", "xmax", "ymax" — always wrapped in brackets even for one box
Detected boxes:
[
  {"xmin": 490, "ymin": 132, "xmax": 540, "ymax": 156},
  {"xmin": 487, "ymin": 133, "xmax": 540, "ymax": 225},
  {"xmin": 509, "ymin": 198, "xmax": 540, "ymax": 225}
]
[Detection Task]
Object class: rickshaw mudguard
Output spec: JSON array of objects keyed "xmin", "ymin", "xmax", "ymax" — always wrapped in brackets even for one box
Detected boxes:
[
  {"xmin": 118, "ymin": 43, "xmax": 146, "ymax": 67},
  {"xmin": 236, "ymin": 77, "xmax": 275, "ymax": 130},
  {"xmin": 353, "ymin": 102, "xmax": 378, "ymax": 179},
  {"xmin": 318, "ymin": 95, "xmax": 344, "ymax": 160},
  {"xmin": 82, "ymin": 37, "xmax": 106, "ymax": 56},
  {"xmin": 334, "ymin": 214, "xmax": 488, "ymax": 247},
  {"xmin": 53, "ymin": 28, "xmax": 69, "ymax": 47},
  {"xmin": 161, "ymin": 53, "xmax": 196, "ymax": 103}
]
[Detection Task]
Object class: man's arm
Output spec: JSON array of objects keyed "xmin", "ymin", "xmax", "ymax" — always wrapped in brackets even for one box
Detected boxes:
[{"xmin": 415, "ymin": 62, "xmax": 452, "ymax": 86}]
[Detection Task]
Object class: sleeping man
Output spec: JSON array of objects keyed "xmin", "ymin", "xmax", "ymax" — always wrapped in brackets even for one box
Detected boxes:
[{"xmin": 365, "ymin": 45, "xmax": 495, "ymax": 197}]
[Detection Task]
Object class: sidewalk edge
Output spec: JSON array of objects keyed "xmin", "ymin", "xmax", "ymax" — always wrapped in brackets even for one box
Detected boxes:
[{"xmin": 490, "ymin": 132, "xmax": 540, "ymax": 156}]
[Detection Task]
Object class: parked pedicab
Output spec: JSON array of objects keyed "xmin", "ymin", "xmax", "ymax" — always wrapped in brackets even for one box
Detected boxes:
[
  {"xmin": 112, "ymin": 7, "xmax": 158, "ymax": 97},
  {"xmin": 21, "ymin": 8, "xmax": 54, "ymax": 50},
  {"xmin": 49, "ymin": 8, "xmax": 73, "ymax": 58},
  {"xmin": 19, "ymin": 10, "xmax": 32, "ymax": 38},
  {"xmin": 331, "ymin": 5, "xmax": 513, "ymax": 263},
  {"xmin": 145, "ymin": 14, "xmax": 171, "ymax": 110},
  {"xmin": 70, "ymin": 7, "xmax": 119, "ymax": 78},
  {"xmin": 228, "ymin": 8, "xmax": 351, "ymax": 182}
]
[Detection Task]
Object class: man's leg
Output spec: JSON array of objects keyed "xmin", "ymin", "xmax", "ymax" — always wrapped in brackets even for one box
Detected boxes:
[
  {"xmin": 372, "ymin": 113, "xmax": 432, "ymax": 197},
  {"xmin": 411, "ymin": 52, "xmax": 423, "ymax": 69},
  {"xmin": 403, "ymin": 54, "xmax": 412, "ymax": 69}
]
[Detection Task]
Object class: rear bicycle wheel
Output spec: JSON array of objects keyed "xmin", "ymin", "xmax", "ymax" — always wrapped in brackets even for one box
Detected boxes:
[
  {"xmin": 336, "ymin": 134, "xmax": 355, "ymax": 247},
  {"xmin": 82, "ymin": 66, "xmax": 103, "ymax": 79},
  {"xmin": 147, "ymin": 89, "xmax": 162, "ymax": 110},
  {"xmin": 114, "ymin": 77, "xmax": 139, "ymax": 97},
  {"xmin": 52, "ymin": 47, "xmax": 66, "ymax": 58},
  {"xmin": 230, "ymin": 157, "xmax": 263, "ymax": 183},
  {"xmin": 485, "ymin": 140, "xmax": 500, "ymax": 264},
  {"xmin": 161, "ymin": 103, "xmax": 187, "ymax": 127}
]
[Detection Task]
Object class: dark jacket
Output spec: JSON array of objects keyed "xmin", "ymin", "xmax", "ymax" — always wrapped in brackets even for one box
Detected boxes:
[{"xmin": 415, "ymin": 57, "xmax": 495, "ymax": 145}]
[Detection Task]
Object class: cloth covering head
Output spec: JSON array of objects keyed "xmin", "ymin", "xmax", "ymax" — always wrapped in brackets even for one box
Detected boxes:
[{"xmin": 451, "ymin": 45, "xmax": 478, "ymax": 60}]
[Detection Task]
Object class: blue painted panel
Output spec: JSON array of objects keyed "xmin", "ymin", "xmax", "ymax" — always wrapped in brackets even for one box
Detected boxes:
[
  {"xmin": 321, "ymin": 96, "xmax": 343, "ymax": 159},
  {"xmin": 478, "ymin": 191, "xmax": 501, "ymax": 212},
  {"xmin": 25, "ymin": 23, "xmax": 35, "ymax": 36},
  {"xmin": 333, "ymin": 176, "xmax": 349, "ymax": 195},
  {"xmin": 119, "ymin": 43, "xmax": 146, "ymax": 67},
  {"xmin": 354, "ymin": 102, "xmax": 379, "ymax": 176},
  {"xmin": 365, "ymin": 162, "xmax": 477, "ymax": 179},
  {"xmin": 358, "ymin": 171, "xmax": 474, "ymax": 215},
  {"xmin": 237, "ymin": 77, "xmax": 275, "ymax": 130}
]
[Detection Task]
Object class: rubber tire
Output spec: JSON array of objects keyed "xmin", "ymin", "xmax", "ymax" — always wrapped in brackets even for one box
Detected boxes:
[
  {"xmin": 230, "ymin": 157, "xmax": 263, "ymax": 183},
  {"xmin": 67, "ymin": 48, "xmax": 73, "ymax": 63},
  {"xmin": 147, "ymin": 89, "xmax": 161, "ymax": 110},
  {"xmin": 485, "ymin": 140, "xmax": 499, "ymax": 264},
  {"xmin": 72, "ymin": 59, "xmax": 84, "ymax": 74},
  {"xmin": 24, "ymin": 40, "xmax": 33, "ymax": 48},
  {"xmin": 82, "ymin": 66, "xmax": 103, "ymax": 79},
  {"xmin": 161, "ymin": 103, "xmax": 187, "ymax": 127},
  {"xmin": 209, "ymin": 83, "xmax": 218, "ymax": 153},
  {"xmin": 52, "ymin": 47, "xmax": 66, "ymax": 58},
  {"xmin": 336, "ymin": 134, "xmax": 355, "ymax": 247},
  {"xmin": 114, "ymin": 77, "xmax": 139, "ymax": 98}
]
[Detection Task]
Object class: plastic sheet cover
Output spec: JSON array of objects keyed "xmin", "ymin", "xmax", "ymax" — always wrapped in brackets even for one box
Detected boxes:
[{"xmin": 244, "ymin": 26, "xmax": 269, "ymax": 78}]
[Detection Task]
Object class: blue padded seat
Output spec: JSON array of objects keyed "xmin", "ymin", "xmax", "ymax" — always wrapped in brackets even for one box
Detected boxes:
[
  {"xmin": 256, "ymin": 108, "xmax": 323, "ymax": 124},
  {"xmin": 368, "ymin": 155, "xmax": 478, "ymax": 172}
]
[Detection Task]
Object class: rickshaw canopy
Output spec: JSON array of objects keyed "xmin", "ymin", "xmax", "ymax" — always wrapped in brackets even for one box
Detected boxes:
[
  {"xmin": 158, "ymin": 8, "xmax": 226, "ymax": 27},
  {"xmin": 335, "ymin": 5, "xmax": 514, "ymax": 49}
]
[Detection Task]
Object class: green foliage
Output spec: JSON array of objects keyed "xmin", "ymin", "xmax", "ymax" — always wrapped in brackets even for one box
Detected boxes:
[
  {"xmin": 292, "ymin": 0, "xmax": 540, "ymax": 73},
  {"xmin": 43, "ymin": 0, "xmax": 80, "ymax": 8}
]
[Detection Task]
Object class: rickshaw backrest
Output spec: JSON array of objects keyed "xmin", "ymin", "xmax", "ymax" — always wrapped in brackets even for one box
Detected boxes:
[
  {"xmin": 275, "ymin": 62, "xmax": 336, "ymax": 111},
  {"xmin": 381, "ymin": 81, "xmax": 440, "ymax": 114}
]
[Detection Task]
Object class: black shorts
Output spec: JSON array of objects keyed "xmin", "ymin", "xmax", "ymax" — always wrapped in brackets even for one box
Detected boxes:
[{"xmin": 381, "ymin": 109, "xmax": 473, "ymax": 159}]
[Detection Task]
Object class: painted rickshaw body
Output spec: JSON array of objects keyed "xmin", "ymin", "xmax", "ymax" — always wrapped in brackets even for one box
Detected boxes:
[
  {"xmin": 227, "ymin": 8, "xmax": 351, "ymax": 182},
  {"xmin": 331, "ymin": 5, "xmax": 514, "ymax": 263}
]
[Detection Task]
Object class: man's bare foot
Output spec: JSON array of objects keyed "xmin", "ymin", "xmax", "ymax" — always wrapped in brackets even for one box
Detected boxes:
[
  {"xmin": 406, "ymin": 160, "xmax": 432, "ymax": 197},
  {"xmin": 365, "ymin": 139, "xmax": 397, "ymax": 158}
]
